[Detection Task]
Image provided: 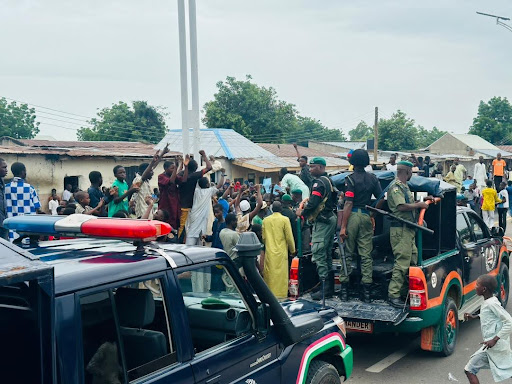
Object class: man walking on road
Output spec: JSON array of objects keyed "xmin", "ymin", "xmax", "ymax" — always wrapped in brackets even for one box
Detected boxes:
[
  {"xmin": 387, "ymin": 161, "xmax": 430, "ymax": 308},
  {"xmin": 261, "ymin": 201, "xmax": 295, "ymax": 299},
  {"xmin": 492, "ymin": 153, "xmax": 507, "ymax": 189},
  {"xmin": 296, "ymin": 157, "xmax": 337, "ymax": 300},
  {"xmin": 339, "ymin": 149, "xmax": 382, "ymax": 302},
  {"xmin": 474, "ymin": 156, "xmax": 487, "ymax": 191}
]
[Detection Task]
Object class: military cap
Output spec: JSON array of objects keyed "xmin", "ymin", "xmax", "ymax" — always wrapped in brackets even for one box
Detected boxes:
[
  {"xmin": 291, "ymin": 189, "xmax": 303, "ymax": 194},
  {"xmin": 310, "ymin": 157, "xmax": 326, "ymax": 166},
  {"xmin": 397, "ymin": 160, "xmax": 414, "ymax": 167},
  {"xmin": 282, "ymin": 194, "xmax": 293, "ymax": 201}
]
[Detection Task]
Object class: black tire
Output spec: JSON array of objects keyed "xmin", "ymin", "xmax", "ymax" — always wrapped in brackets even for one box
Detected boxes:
[
  {"xmin": 306, "ymin": 360, "xmax": 341, "ymax": 384},
  {"xmin": 440, "ymin": 296, "xmax": 458, "ymax": 357},
  {"xmin": 498, "ymin": 264, "xmax": 509, "ymax": 309}
]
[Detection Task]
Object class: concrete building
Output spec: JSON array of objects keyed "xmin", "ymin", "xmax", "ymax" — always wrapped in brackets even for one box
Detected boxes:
[{"xmin": 0, "ymin": 137, "xmax": 178, "ymax": 212}]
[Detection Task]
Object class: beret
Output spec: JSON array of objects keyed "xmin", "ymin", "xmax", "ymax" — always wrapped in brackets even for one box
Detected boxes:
[
  {"xmin": 282, "ymin": 194, "xmax": 293, "ymax": 201},
  {"xmin": 397, "ymin": 160, "xmax": 414, "ymax": 167},
  {"xmin": 291, "ymin": 189, "xmax": 303, "ymax": 194},
  {"xmin": 310, "ymin": 157, "xmax": 327, "ymax": 166}
]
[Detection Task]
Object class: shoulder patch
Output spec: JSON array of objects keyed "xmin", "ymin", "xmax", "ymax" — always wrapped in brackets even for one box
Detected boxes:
[{"xmin": 392, "ymin": 187, "xmax": 400, "ymax": 193}]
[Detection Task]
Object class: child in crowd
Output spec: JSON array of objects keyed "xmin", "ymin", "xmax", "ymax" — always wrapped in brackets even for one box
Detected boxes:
[
  {"xmin": 481, "ymin": 180, "xmax": 502, "ymax": 228},
  {"xmin": 74, "ymin": 191, "xmax": 104, "ymax": 215},
  {"xmin": 108, "ymin": 165, "xmax": 139, "ymax": 217},
  {"xmin": 464, "ymin": 275, "xmax": 512, "ymax": 383},
  {"xmin": 497, "ymin": 182, "xmax": 509, "ymax": 233},
  {"xmin": 48, "ymin": 194, "xmax": 60, "ymax": 215},
  {"xmin": 204, "ymin": 204, "xmax": 226, "ymax": 250}
]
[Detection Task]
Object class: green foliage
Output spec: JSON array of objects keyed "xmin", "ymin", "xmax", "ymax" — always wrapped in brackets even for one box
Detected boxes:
[
  {"xmin": 378, "ymin": 110, "xmax": 445, "ymax": 151},
  {"xmin": 0, "ymin": 97, "xmax": 39, "ymax": 139},
  {"xmin": 202, "ymin": 75, "xmax": 345, "ymax": 144},
  {"xmin": 77, "ymin": 101, "xmax": 167, "ymax": 143},
  {"xmin": 469, "ymin": 97, "xmax": 512, "ymax": 144},
  {"xmin": 349, "ymin": 120, "xmax": 373, "ymax": 141}
]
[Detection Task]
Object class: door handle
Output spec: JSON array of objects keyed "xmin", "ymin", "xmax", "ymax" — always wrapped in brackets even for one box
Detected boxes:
[{"xmin": 206, "ymin": 374, "xmax": 221, "ymax": 384}]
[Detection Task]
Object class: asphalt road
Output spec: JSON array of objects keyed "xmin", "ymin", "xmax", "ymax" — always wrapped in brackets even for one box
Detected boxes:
[{"xmin": 345, "ymin": 220, "xmax": 512, "ymax": 384}]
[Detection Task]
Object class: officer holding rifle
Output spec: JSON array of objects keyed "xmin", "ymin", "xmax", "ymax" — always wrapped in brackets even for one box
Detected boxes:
[{"xmin": 386, "ymin": 161, "xmax": 432, "ymax": 308}]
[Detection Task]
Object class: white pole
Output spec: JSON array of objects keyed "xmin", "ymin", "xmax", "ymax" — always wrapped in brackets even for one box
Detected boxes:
[
  {"xmin": 189, "ymin": 0, "xmax": 201, "ymax": 159},
  {"xmin": 177, "ymin": 0, "xmax": 189, "ymax": 156}
]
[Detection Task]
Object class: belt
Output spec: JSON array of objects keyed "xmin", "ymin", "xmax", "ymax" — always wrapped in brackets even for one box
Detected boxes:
[
  {"xmin": 352, "ymin": 207, "xmax": 369, "ymax": 215},
  {"xmin": 390, "ymin": 222, "xmax": 405, "ymax": 228}
]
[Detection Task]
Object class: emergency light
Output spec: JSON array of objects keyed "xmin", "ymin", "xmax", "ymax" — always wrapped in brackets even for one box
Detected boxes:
[{"xmin": 3, "ymin": 214, "xmax": 172, "ymax": 242}]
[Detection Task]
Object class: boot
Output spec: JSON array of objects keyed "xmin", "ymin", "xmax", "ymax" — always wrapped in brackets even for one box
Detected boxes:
[
  {"xmin": 339, "ymin": 283, "xmax": 349, "ymax": 301},
  {"xmin": 362, "ymin": 284, "xmax": 372, "ymax": 303}
]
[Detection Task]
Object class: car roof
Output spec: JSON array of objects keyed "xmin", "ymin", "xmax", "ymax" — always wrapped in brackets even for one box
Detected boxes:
[{"xmin": 19, "ymin": 239, "xmax": 230, "ymax": 295}]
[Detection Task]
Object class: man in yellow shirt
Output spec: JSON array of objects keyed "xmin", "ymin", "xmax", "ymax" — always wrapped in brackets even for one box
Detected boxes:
[
  {"xmin": 492, "ymin": 153, "xmax": 508, "ymax": 189},
  {"xmin": 481, "ymin": 180, "xmax": 502, "ymax": 228}
]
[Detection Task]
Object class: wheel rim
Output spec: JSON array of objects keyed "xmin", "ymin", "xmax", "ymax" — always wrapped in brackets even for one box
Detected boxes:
[
  {"xmin": 445, "ymin": 309, "xmax": 457, "ymax": 345},
  {"xmin": 501, "ymin": 272, "xmax": 508, "ymax": 302}
]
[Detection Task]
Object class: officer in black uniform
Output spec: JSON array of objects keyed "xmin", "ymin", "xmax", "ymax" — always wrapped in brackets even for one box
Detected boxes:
[{"xmin": 339, "ymin": 149, "xmax": 382, "ymax": 302}]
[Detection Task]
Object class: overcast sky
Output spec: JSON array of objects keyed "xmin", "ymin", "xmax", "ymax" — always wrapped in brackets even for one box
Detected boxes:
[{"xmin": 1, "ymin": 0, "xmax": 511, "ymax": 141}]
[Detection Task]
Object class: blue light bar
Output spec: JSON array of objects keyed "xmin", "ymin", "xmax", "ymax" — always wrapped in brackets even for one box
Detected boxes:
[{"xmin": 3, "ymin": 215, "xmax": 63, "ymax": 235}]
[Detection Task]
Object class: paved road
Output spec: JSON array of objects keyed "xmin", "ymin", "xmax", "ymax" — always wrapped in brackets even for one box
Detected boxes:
[{"xmin": 345, "ymin": 220, "xmax": 512, "ymax": 384}]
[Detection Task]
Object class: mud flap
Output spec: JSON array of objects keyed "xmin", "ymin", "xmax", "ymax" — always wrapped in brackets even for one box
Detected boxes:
[{"xmin": 420, "ymin": 325, "xmax": 443, "ymax": 352}]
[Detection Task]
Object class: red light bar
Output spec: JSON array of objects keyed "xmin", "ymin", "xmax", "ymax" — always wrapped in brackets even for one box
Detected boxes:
[{"xmin": 81, "ymin": 219, "xmax": 171, "ymax": 241}]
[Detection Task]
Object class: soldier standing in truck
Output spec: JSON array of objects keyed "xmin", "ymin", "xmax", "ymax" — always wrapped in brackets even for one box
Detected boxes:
[{"xmin": 387, "ymin": 161, "xmax": 430, "ymax": 308}]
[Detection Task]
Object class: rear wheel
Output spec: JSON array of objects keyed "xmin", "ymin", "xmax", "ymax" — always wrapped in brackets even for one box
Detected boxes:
[
  {"xmin": 440, "ymin": 297, "xmax": 458, "ymax": 356},
  {"xmin": 306, "ymin": 360, "xmax": 341, "ymax": 384},
  {"xmin": 498, "ymin": 264, "xmax": 509, "ymax": 309}
]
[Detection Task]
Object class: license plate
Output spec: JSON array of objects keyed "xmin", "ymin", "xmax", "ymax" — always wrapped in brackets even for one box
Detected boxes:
[{"xmin": 345, "ymin": 320, "xmax": 374, "ymax": 333}]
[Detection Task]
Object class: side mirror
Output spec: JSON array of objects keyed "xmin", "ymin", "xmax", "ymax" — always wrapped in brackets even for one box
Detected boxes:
[
  {"xmin": 491, "ymin": 227, "xmax": 504, "ymax": 238},
  {"xmin": 256, "ymin": 302, "xmax": 271, "ymax": 336}
]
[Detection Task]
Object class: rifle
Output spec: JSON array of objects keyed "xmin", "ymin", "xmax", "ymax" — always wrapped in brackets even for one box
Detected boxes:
[
  {"xmin": 336, "ymin": 231, "xmax": 348, "ymax": 276},
  {"xmin": 365, "ymin": 205, "xmax": 434, "ymax": 235}
]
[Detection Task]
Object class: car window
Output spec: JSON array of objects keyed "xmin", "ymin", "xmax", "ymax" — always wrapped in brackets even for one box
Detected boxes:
[
  {"xmin": 80, "ymin": 277, "xmax": 176, "ymax": 384},
  {"xmin": 456, "ymin": 213, "xmax": 472, "ymax": 245},
  {"xmin": 177, "ymin": 264, "xmax": 253, "ymax": 354},
  {"xmin": 467, "ymin": 213, "xmax": 487, "ymax": 241}
]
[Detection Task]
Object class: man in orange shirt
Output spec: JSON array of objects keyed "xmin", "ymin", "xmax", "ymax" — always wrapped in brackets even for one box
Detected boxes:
[{"xmin": 492, "ymin": 153, "xmax": 508, "ymax": 189}]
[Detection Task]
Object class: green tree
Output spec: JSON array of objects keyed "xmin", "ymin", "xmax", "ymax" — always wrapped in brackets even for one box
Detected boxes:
[
  {"xmin": 202, "ymin": 75, "xmax": 344, "ymax": 143},
  {"xmin": 348, "ymin": 120, "xmax": 373, "ymax": 141},
  {"xmin": 417, "ymin": 126, "xmax": 446, "ymax": 148},
  {"xmin": 0, "ymin": 97, "xmax": 39, "ymax": 139},
  {"xmin": 378, "ymin": 110, "xmax": 418, "ymax": 151},
  {"xmin": 77, "ymin": 101, "xmax": 167, "ymax": 143},
  {"xmin": 469, "ymin": 97, "xmax": 512, "ymax": 144}
]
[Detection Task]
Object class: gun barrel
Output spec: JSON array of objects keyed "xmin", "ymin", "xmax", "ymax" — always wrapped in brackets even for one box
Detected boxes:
[{"xmin": 365, "ymin": 205, "xmax": 434, "ymax": 234}]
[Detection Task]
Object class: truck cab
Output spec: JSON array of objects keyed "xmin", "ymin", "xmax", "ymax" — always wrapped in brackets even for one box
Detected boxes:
[
  {"xmin": 291, "ymin": 171, "xmax": 510, "ymax": 356},
  {"xmin": 1, "ymin": 214, "xmax": 353, "ymax": 383}
]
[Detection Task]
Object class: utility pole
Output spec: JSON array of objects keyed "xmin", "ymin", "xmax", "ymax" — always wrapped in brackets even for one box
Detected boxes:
[
  {"xmin": 477, "ymin": 11, "xmax": 512, "ymax": 33},
  {"xmin": 373, "ymin": 107, "xmax": 378, "ymax": 163},
  {"xmin": 177, "ymin": 0, "xmax": 201, "ymax": 157}
]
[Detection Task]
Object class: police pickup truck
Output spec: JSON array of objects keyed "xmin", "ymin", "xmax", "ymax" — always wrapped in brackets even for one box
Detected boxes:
[
  {"xmin": 0, "ymin": 214, "xmax": 352, "ymax": 383},
  {"xmin": 291, "ymin": 172, "xmax": 510, "ymax": 356}
]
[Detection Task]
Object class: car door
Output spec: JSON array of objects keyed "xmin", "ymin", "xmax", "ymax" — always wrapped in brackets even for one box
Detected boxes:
[
  {"xmin": 75, "ymin": 273, "xmax": 194, "ymax": 384},
  {"xmin": 466, "ymin": 211, "xmax": 500, "ymax": 276},
  {"xmin": 176, "ymin": 262, "xmax": 281, "ymax": 384},
  {"xmin": 457, "ymin": 212, "xmax": 482, "ymax": 290}
]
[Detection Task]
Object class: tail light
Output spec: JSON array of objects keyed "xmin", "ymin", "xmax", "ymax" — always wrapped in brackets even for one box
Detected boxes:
[
  {"xmin": 409, "ymin": 276, "xmax": 427, "ymax": 310},
  {"xmin": 289, "ymin": 257, "xmax": 300, "ymax": 300}
]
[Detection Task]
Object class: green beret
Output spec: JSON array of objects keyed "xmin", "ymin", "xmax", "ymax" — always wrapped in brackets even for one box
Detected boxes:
[
  {"xmin": 397, "ymin": 160, "xmax": 414, "ymax": 168},
  {"xmin": 310, "ymin": 157, "xmax": 326, "ymax": 166},
  {"xmin": 291, "ymin": 189, "xmax": 303, "ymax": 194},
  {"xmin": 282, "ymin": 194, "xmax": 293, "ymax": 201},
  {"xmin": 201, "ymin": 298, "xmax": 230, "ymax": 309}
]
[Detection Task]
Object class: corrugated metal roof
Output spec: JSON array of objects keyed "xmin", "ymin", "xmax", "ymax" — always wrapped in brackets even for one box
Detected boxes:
[
  {"xmin": 315, "ymin": 141, "xmax": 367, "ymax": 150},
  {"xmin": 498, "ymin": 146, "xmax": 512, "ymax": 153},
  {"xmin": 450, "ymin": 134, "xmax": 498, "ymax": 150},
  {"xmin": 476, "ymin": 149, "xmax": 512, "ymax": 158},
  {"xmin": 234, "ymin": 156, "xmax": 349, "ymax": 172},
  {"xmin": 257, "ymin": 143, "xmax": 330, "ymax": 158},
  {"xmin": 156, "ymin": 129, "xmax": 275, "ymax": 160}
]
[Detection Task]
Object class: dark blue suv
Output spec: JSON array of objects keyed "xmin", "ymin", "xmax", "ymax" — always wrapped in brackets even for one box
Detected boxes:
[{"xmin": 0, "ymin": 216, "xmax": 352, "ymax": 384}]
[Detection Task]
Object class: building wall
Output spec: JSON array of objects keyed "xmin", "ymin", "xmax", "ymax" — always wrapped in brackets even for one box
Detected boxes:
[
  {"xmin": 428, "ymin": 136, "xmax": 472, "ymax": 156},
  {"xmin": 1, "ymin": 154, "xmax": 154, "ymax": 212}
]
